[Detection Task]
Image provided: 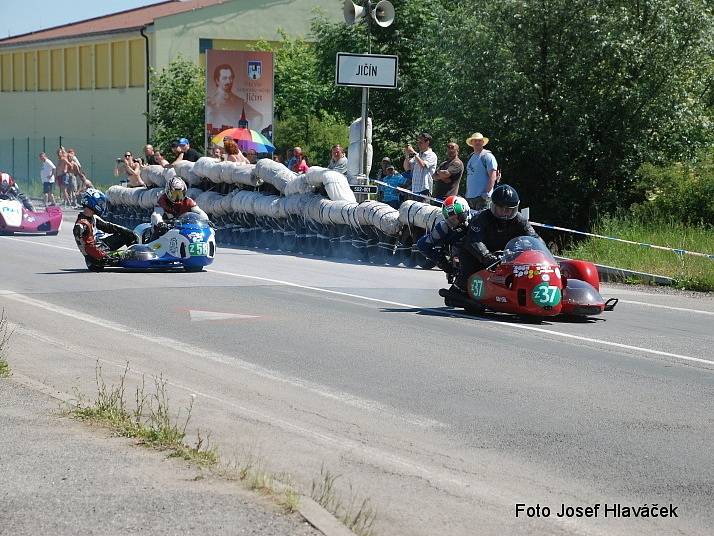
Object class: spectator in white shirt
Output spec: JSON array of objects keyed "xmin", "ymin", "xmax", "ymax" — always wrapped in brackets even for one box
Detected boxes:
[
  {"xmin": 403, "ymin": 132, "xmax": 438, "ymax": 200},
  {"xmin": 39, "ymin": 152, "xmax": 57, "ymax": 206}
]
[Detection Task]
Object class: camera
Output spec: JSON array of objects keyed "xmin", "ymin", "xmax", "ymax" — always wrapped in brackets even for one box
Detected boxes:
[{"xmin": 116, "ymin": 158, "xmax": 122, "ymax": 162}]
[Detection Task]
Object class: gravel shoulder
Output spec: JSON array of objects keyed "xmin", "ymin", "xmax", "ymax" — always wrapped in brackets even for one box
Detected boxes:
[{"xmin": 0, "ymin": 376, "xmax": 321, "ymax": 536}]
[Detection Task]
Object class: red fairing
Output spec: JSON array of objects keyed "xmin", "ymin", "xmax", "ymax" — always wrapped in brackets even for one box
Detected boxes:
[{"xmin": 559, "ymin": 259, "xmax": 600, "ymax": 291}]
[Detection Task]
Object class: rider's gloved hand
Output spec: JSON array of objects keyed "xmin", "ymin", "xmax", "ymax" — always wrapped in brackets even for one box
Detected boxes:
[{"xmin": 436, "ymin": 259, "xmax": 453, "ymax": 275}]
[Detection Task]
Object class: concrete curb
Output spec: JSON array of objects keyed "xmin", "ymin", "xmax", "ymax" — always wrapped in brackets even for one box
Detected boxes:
[
  {"xmin": 6, "ymin": 371, "xmax": 356, "ymax": 536},
  {"xmin": 555, "ymin": 256, "xmax": 674, "ymax": 286}
]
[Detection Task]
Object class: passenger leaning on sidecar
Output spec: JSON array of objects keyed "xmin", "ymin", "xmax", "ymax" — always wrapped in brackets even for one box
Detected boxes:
[
  {"xmin": 460, "ymin": 184, "xmax": 539, "ymax": 282},
  {"xmin": 74, "ymin": 189, "xmax": 137, "ymax": 271},
  {"xmin": 0, "ymin": 172, "xmax": 35, "ymax": 211},
  {"xmin": 149, "ymin": 177, "xmax": 208, "ymax": 241},
  {"xmin": 416, "ymin": 195, "xmax": 477, "ymax": 283}
]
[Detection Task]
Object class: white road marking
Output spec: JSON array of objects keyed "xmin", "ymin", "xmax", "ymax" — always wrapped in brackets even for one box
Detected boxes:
[
  {"xmin": 2, "ymin": 236, "xmax": 76, "ymax": 251},
  {"xmin": 3, "ymin": 237, "xmax": 710, "ymax": 367},
  {"xmin": 619, "ymin": 299, "xmax": 714, "ymax": 316},
  {"xmin": 0, "ymin": 290, "xmax": 443, "ymax": 429},
  {"xmin": 188, "ymin": 309, "xmax": 260, "ymax": 322},
  {"xmin": 207, "ymin": 269, "xmax": 714, "ymax": 368}
]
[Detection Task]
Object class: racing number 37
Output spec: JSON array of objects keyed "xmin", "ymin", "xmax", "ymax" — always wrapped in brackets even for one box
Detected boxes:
[{"xmin": 532, "ymin": 283, "xmax": 561, "ymax": 307}]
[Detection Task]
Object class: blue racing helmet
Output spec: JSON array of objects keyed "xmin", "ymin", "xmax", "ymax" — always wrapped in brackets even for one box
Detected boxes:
[{"xmin": 80, "ymin": 188, "xmax": 107, "ymax": 216}]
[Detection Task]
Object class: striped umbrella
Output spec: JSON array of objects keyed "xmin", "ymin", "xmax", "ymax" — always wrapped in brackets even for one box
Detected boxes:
[{"xmin": 211, "ymin": 128, "xmax": 275, "ymax": 153}]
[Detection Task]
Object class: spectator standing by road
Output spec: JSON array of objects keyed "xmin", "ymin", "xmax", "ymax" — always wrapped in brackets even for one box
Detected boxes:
[
  {"xmin": 290, "ymin": 148, "xmax": 309, "ymax": 174},
  {"xmin": 55, "ymin": 148, "xmax": 72, "ymax": 207},
  {"xmin": 244, "ymin": 149, "xmax": 258, "ymax": 164},
  {"xmin": 432, "ymin": 142, "xmax": 464, "ymax": 202},
  {"xmin": 327, "ymin": 145, "xmax": 348, "ymax": 174},
  {"xmin": 377, "ymin": 164, "xmax": 407, "ymax": 209},
  {"xmin": 143, "ymin": 144, "xmax": 159, "ymax": 166},
  {"xmin": 173, "ymin": 138, "xmax": 201, "ymax": 163},
  {"xmin": 39, "ymin": 152, "xmax": 57, "ymax": 206},
  {"xmin": 223, "ymin": 138, "xmax": 250, "ymax": 164},
  {"xmin": 465, "ymin": 132, "xmax": 498, "ymax": 210},
  {"xmin": 114, "ymin": 151, "xmax": 145, "ymax": 188},
  {"xmin": 403, "ymin": 132, "xmax": 438, "ymax": 200},
  {"xmin": 375, "ymin": 157, "xmax": 392, "ymax": 180},
  {"xmin": 285, "ymin": 147, "xmax": 300, "ymax": 170}
]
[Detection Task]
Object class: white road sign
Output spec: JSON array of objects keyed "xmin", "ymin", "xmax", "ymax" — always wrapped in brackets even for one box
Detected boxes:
[{"xmin": 335, "ymin": 53, "xmax": 398, "ymax": 89}]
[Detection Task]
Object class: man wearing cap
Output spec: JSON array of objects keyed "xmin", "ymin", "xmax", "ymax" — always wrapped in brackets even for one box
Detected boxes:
[
  {"xmin": 174, "ymin": 138, "xmax": 201, "ymax": 163},
  {"xmin": 375, "ymin": 156, "xmax": 392, "ymax": 180},
  {"xmin": 377, "ymin": 164, "xmax": 407, "ymax": 209},
  {"xmin": 465, "ymin": 132, "xmax": 498, "ymax": 210}
]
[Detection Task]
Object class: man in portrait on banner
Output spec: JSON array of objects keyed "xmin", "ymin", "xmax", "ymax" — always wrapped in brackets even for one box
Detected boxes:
[{"xmin": 206, "ymin": 61, "xmax": 265, "ymax": 134}]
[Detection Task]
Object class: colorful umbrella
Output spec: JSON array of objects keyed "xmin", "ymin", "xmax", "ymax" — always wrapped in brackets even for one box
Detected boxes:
[{"xmin": 211, "ymin": 128, "xmax": 275, "ymax": 153}]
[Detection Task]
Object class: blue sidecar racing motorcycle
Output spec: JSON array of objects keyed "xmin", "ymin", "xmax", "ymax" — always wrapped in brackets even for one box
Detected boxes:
[{"xmin": 104, "ymin": 213, "xmax": 216, "ymax": 272}]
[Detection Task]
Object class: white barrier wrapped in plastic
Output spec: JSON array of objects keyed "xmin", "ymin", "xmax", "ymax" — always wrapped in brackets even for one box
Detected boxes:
[
  {"xmin": 355, "ymin": 201, "xmax": 401, "ymax": 236},
  {"xmin": 346, "ymin": 116, "xmax": 373, "ymax": 180},
  {"xmin": 399, "ymin": 200, "xmax": 443, "ymax": 231},
  {"xmin": 254, "ymin": 158, "xmax": 297, "ymax": 193},
  {"xmin": 140, "ymin": 165, "xmax": 173, "ymax": 188},
  {"xmin": 196, "ymin": 191, "xmax": 225, "ymax": 215},
  {"xmin": 283, "ymin": 174, "xmax": 314, "ymax": 196},
  {"xmin": 218, "ymin": 161, "xmax": 259, "ymax": 187},
  {"xmin": 303, "ymin": 167, "xmax": 357, "ymax": 203}
]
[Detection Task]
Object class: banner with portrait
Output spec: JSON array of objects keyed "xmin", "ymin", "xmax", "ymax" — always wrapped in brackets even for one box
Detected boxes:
[{"xmin": 205, "ymin": 50, "xmax": 274, "ymax": 147}]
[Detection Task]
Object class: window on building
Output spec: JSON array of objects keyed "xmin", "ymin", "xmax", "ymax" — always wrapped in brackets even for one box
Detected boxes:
[
  {"xmin": 12, "ymin": 52, "xmax": 24, "ymax": 91},
  {"xmin": 111, "ymin": 41, "xmax": 127, "ymax": 88},
  {"xmin": 129, "ymin": 39, "xmax": 144, "ymax": 87},
  {"xmin": 37, "ymin": 50, "xmax": 49, "ymax": 91},
  {"xmin": 1, "ymin": 54, "xmax": 11, "ymax": 91},
  {"xmin": 79, "ymin": 45, "xmax": 93, "ymax": 89},
  {"xmin": 51, "ymin": 49, "xmax": 63, "ymax": 90},
  {"xmin": 25, "ymin": 51, "xmax": 37, "ymax": 91}
]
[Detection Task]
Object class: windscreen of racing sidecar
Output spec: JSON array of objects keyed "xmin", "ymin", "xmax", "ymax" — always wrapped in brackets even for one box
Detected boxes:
[
  {"xmin": 176, "ymin": 212, "xmax": 211, "ymax": 228},
  {"xmin": 501, "ymin": 236, "xmax": 556, "ymax": 263}
]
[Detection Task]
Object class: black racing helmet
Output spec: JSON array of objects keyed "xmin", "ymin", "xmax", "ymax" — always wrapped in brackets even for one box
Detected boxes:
[{"xmin": 490, "ymin": 184, "xmax": 520, "ymax": 220}]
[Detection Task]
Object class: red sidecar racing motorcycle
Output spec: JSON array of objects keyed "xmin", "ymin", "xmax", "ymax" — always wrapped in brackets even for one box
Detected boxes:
[
  {"xmin": 0, "ymin": 197, "xmax": 63, "ymax": 235},
  {"xmin": 439, "ymin": 236, "xmax": 618, "ymax": 318}
]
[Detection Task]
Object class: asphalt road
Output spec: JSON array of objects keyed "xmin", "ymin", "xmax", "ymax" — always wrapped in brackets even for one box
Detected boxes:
[{"xmin": 1, "ymin": 213, "xmax": 712, "ymax": 536}]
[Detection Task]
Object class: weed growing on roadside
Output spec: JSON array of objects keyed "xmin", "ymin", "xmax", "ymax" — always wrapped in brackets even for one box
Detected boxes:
[
  {"xmin": 0, "ymin": 310, "xmax": 13, "ymax": 378},
  {"xmin": 71, "ymin": 363, "xmax": 217, "ymax": 466},
  {"xmin": 311, "ymin": 465, "xmax": 377, "ymax": 536}
]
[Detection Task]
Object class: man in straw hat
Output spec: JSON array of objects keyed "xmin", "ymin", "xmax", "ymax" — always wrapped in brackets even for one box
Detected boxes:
[{"xmin": 464, "ymin": 132, "xmax": 498, "ymax": 210}]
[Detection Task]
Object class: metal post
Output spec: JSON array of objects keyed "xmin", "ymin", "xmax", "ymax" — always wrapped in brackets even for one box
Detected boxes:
[
  {"xmin": 42, "ymin": 136, "xmax": 46, "ymax": 153},
  {"xmin": 26, "ymin": 137, "xmax": 30, "ymax": 190},
  {"xmin": 11, "ymin": 137, "xmax": 15, "ymax": 176},
  {"xmin": 59, "ymin": 135, "xmax": 63, "ymax": 149}
]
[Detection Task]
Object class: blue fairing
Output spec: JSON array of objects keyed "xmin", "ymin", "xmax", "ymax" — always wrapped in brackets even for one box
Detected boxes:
[{"xmin": 117, "ymin": 213, "xmax": 216, "ymax": 271}]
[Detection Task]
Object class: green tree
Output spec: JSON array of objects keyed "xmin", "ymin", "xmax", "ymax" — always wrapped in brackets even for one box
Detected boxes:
[
  {"xmin": 274, "ymin": 110, "xmax": 349, "ymax": 165},
  {"xmin": 463, "ymin": 0, "xmax": 714, "ymax": 225},
  {"xmin": 147, "ymin": 56, "xmax": 206, "ymax": 154}
]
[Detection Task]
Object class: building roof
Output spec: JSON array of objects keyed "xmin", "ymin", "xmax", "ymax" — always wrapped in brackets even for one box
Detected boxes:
[{"xmin": 0, "ymin": 0, "xmax": 226, "ymax": 47}]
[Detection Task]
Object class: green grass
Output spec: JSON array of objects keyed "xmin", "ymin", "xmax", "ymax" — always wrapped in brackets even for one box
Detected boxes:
[
  {"xmin": 311, "ymin": 465, "xmax": 377, "ymax": 536},
  {"xmin": 71, "ymin": 364, "xmax": 218, "ymax": 466},
  {"xmin": 0, "ymin": 310, "xmax": 13, "ymax": 378},
  {"xmin": 561, "ymin": 216, "xmax": 714, "ymax": 291}
]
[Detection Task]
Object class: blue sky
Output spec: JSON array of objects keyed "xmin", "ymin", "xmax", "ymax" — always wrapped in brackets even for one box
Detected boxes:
[{"xmin": 4, "ymin": 0, "xmax": 161, "ymax": 38}]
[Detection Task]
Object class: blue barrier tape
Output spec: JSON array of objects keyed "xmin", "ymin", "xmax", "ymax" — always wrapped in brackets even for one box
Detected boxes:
[
  {"xmin": 371, "ymin": 179, "xmax": 444, "ymax": 205},
  {"xmin": 530, "ymin": 221, "xmax": 714, "ymax": 260},
  {"xmin": 366, "ymin": 180, "xmax": 714, "ymax": 260}
]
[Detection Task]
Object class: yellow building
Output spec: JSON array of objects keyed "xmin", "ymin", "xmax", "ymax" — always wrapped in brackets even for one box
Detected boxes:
[{"xmin": 0, "ymin": 0, "xmax": 339, "ymax": 185}]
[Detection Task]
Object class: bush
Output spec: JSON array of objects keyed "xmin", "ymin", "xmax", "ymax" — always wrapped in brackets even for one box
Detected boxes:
[
  {"xmin": 274, "ymin": 111, "xmax": 349, "ymax": 165},
  {"xmin": 632, "ymin": 148, "xmax": 714, "ymax": 227}
]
